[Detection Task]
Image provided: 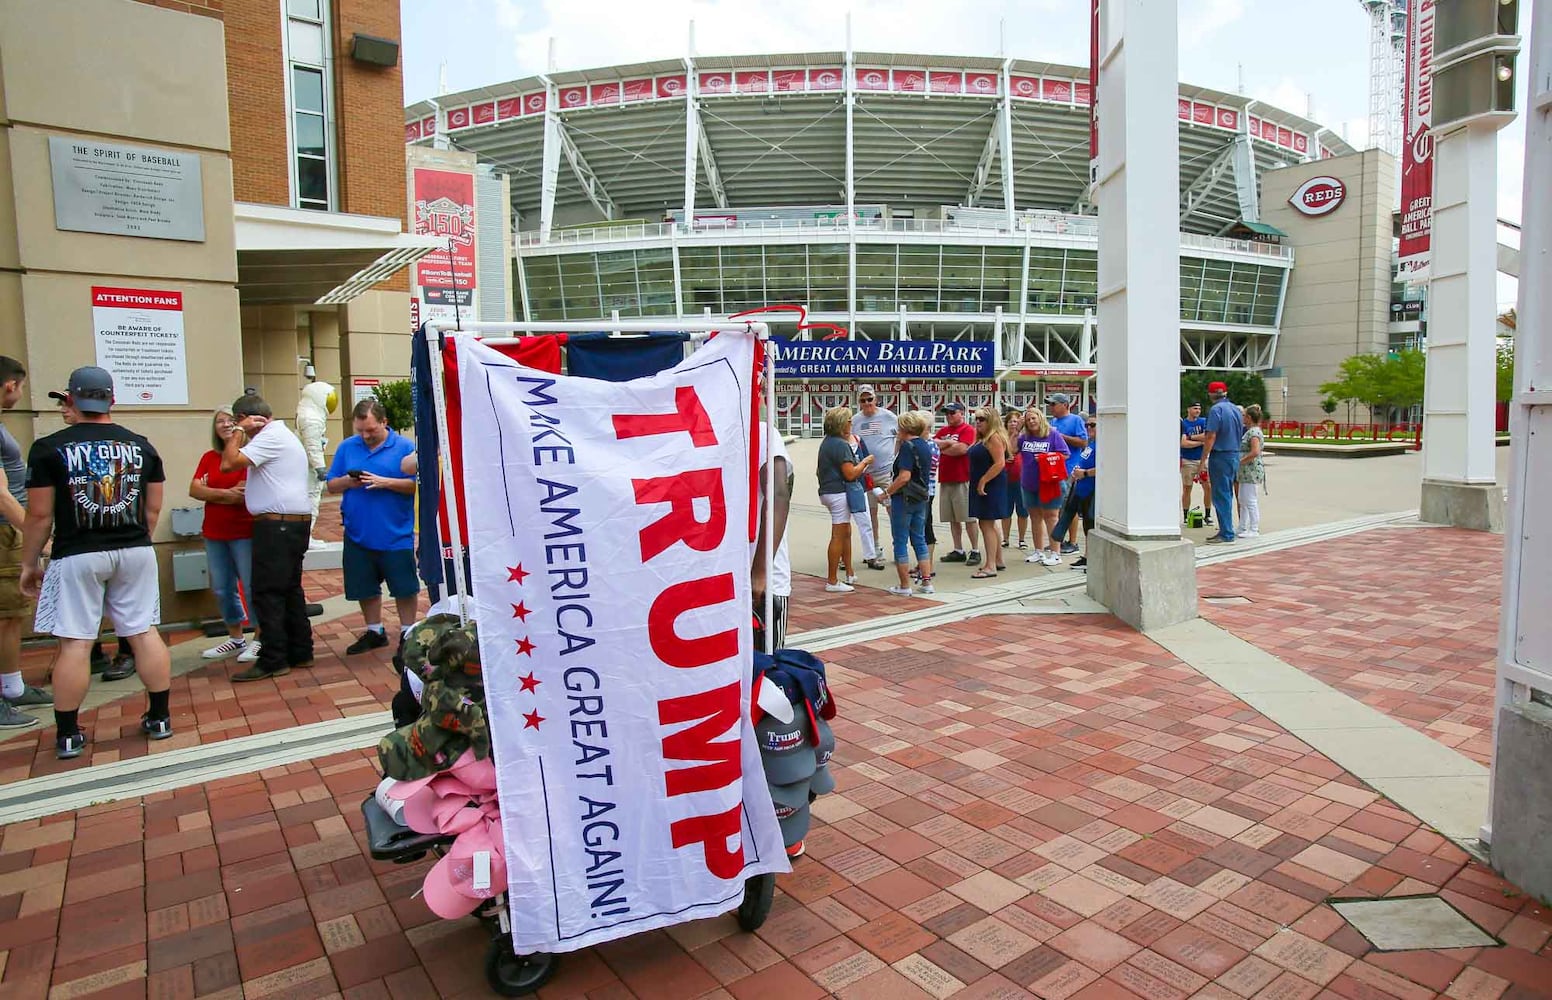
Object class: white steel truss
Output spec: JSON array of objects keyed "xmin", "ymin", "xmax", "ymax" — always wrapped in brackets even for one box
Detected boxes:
[{"xmin": 1179, "ymin": 141, "xmax": 1236, "ymax": 228}]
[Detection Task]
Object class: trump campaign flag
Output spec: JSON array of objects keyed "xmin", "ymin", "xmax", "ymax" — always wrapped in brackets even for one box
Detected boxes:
[{"xmin": 455, "ymin": 332, "xmax": 788, "ymax": 954}]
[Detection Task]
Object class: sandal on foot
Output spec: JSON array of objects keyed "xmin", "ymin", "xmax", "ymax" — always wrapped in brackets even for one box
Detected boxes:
[{"xmin": 970, "ymin": 570, "xmax": 998, "ymax": 579}]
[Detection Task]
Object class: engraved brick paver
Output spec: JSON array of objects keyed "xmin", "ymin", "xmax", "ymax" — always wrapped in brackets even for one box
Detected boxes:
[{"xmin": 4, "ymin": 530, "xmax": 1552, "ymax": 997}]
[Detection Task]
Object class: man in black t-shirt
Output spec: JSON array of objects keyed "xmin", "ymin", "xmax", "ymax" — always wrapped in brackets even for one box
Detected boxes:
[{"xmin": 21, "ymin": 366, "xmax": 174, "ymax": 760}]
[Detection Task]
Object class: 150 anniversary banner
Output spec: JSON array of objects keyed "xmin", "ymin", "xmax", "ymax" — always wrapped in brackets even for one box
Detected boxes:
[
  {"xmin": 457, "ymin": 334, "xmax": 787, "ymax": 953},
  {"xmin": 1399, "ymin": 0, "xmax": 1435, "ymax": 277}
]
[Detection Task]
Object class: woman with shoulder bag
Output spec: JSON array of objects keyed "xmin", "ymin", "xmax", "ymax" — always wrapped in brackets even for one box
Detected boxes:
[{"xmin": 882, "ymin": 411, "xmax": 932, "ymax": 597}]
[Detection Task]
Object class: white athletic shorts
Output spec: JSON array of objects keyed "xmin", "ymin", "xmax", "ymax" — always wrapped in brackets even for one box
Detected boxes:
[
  {"xmin": 819, "ymin": 492, "xmax": 851, "ymax": 524},
  {"xmin": 35, "ymin": 547, "xmax": 162, "ymax": 640}
]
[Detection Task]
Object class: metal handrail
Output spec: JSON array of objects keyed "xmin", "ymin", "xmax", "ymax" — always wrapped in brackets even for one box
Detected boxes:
[{"xmin": 516, "ymin": 214, "xmax": 1294, "ymax": 260}]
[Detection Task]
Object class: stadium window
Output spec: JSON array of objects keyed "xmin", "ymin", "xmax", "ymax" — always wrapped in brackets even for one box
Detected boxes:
[
  {"xmin": 522, "ymin": 257, "xmax": 564, "ymax": 320},
  {"xmin": 559, "ymin": 254, "xmax": 602, "ymax": 318},
  {"xmin": 1198, "ymin": 260, "xmax": 1232, "ymax": 323},
  {"xmin": 1225, "ymin": 263, "xmax": 1256, "ymax": 325},
  {"xmin": 635, "ymin": 248, "xmax": 676, "ymax": 315},
  {"xmin": 284, "ymin": 0, "xmax": 335, "ymax": 211},
  {"xmin": 1179, "ymin": 258, "xmax": 1205, "ymax": 322},
  {"xmin": 1027, "ymin": 248, "xmax": 1064, "ymax": 314},
  {"xmin": 983, "ymin": 247, "xmax": 1021, "ymax": 313},
  {"xmin": 1061, "ymin": 251, "xmax": 1098, "ymax": 313}
]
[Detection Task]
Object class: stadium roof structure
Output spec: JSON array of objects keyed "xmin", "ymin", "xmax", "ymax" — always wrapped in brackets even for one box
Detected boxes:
[{"xmin": 407, "ymin": 50, "xmax": 1356, "ymax": 237}]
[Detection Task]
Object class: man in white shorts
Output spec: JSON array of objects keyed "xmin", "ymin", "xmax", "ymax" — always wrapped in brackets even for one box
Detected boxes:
[{"xmin": 21, "ymin": 366, "xmax": 172, "ymax": 759}]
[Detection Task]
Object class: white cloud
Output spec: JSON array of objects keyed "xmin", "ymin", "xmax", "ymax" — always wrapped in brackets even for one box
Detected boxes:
[{"xmin": 1180, "ymin": 0, "xmax": 1245, "ymax": 48}]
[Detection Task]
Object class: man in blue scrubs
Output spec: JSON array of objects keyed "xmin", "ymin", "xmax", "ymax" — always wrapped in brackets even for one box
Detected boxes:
[{"xmin": 328, "ymin": 398, "xmax": 419, "ymax": 654}]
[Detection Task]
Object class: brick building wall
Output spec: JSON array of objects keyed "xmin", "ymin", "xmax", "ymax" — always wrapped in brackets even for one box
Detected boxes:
[
  {"xmin": 128, "ymin": 0, "xmax": 408, "ymax": 287},
  {"xmin": 332, "ymin": 0, "xmax": 408, "ymax": 289}
]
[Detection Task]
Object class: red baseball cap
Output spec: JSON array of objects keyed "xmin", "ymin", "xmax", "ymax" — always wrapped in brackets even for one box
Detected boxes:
[{"xmin": 1207, "ymin": 381, "xmax": 1228, "ymax": 394}]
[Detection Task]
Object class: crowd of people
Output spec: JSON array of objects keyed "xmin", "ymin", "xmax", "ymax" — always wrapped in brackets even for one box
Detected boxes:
[
  {"xmin": 814, "ymin": 380, "xmax": 1270, "ymax": 589},
  {"xmin": 814, "ymin": 387, "xmax": 1100, "ymax": 596},
  {"xmin": 0, "ymin": 357, "xmax": 426, "ymax": 759}
]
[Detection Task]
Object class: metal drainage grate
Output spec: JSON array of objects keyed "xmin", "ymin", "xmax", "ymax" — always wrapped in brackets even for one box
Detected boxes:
[
  {"xmin": 837, "ymin": 648, "xmax": 946, "ymax": 682},
  {"xmin": 1331, "ymin": 896, "xmax": 1500, "ymax": 952}
]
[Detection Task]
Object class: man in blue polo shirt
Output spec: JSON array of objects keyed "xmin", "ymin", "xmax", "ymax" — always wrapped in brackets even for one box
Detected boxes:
[{"xmin": 327, "ymin": 398, "xmax": 419, "ymax": 654}]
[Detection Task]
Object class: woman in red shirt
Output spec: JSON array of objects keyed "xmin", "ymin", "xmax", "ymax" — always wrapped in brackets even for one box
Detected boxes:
[{"xmin": 190, "ymin": 408, "xmax": 258, "ymax": 662}]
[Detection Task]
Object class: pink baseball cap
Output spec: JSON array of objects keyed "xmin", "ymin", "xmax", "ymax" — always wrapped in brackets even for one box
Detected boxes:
[{"xmin": 422, "ymin": 818, "xmax": 508, "ymax": 919}]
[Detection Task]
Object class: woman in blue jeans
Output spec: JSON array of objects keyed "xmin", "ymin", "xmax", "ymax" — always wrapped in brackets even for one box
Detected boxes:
[
  {"xmin": 882, "ymin": 411, "xmax": 933, "ymax": 597},
  {"xmin": 190, "ymin": 408, "xmax": 259, "ymax": 662}
]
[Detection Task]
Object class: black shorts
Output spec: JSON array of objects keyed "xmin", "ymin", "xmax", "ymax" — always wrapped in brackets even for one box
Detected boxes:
[
  {"xmin": 343, "ymin": 538, "xmax": 420, "ymax": 601},
  {"xmin": 925, "ymin": 517, "xmax": 937, "ymax": 547}
]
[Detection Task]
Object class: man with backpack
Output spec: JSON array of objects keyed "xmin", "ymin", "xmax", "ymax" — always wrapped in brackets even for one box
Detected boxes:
[{"xmin": 1180, "ymin": 400, "xmax": 1210, "ymax": 525}]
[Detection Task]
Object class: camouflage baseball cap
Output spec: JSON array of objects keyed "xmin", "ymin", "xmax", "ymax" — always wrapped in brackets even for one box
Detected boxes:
[{"xmin": 379, "ymin": 615, "xmax": 490, "ymax": 781}]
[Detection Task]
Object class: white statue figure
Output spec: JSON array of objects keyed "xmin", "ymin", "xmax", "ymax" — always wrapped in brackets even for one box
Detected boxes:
[{"xmin": 296, "ymin": 380, "xmax": 338, "ymax": 545}]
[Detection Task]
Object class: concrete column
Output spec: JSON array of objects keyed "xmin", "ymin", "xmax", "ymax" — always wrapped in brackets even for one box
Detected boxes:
[
  {"xmin": 538, "ymin": 79, "xmax": 561, "ymax": 244},
  {"xmin": 1419, "ymin": 123, "xmax": 1504, "ymax": 531},
  {"xmin": 1000, "ymin": 59, "xmax": 1016, "ymax": 231},
  {"xmin": 1086, "ymin": 0, "xmax": 1197, "ymax": 630},
  {"xmin": 1487, "ymin": 0, "xmax": 1552, "ymax": 900}
]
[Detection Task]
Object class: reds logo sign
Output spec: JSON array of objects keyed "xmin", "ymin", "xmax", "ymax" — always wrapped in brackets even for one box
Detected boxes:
[
  {"xmin": 416, "ymin": 196, "xmax": 474, "ymax": 245},
  {"xmin": 1289, "ymin": 176, "xmax": 1347, "ymax": 217}
]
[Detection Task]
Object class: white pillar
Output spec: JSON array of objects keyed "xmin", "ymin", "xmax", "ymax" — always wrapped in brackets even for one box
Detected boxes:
[
  {"xmin": 1087, "ymin": 0, "xmax": 1196, "ymax": 630},
  {"xmin": 683, "ymin": 27, "xmax": 699, "ymax": 229},
  {"xmin": 1419, "ymin": 121, "xmax": 1503, "ymax": 528},
  {"xmin": 538, "ymin": 79, "xmax": 561, "ymax": 245},
  {"xmin": 1000, "ymin": 59, "xmax": 1016, "ymax": 231},
  {"xmin": 1486, "ymin": 0, "xmax": 1552, "ymax": 900},
  {"xmin": 845, "ymin": 16, "xmax": 857, "ymax": 337}
]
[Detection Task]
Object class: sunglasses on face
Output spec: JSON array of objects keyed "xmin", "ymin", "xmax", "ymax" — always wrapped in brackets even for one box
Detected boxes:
[
  {"xmin": 859, "ymin": 396, "xmax": 874, "ymax": 402},
  {"xmin": 1086, "ymin": 422, "xmax": 1097, "ymax": 428}
]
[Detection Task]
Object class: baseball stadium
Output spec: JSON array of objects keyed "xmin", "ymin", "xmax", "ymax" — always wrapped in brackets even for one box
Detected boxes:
[{"xmin": 406, "ymin": 49, "xmax": 1401, "ymax": 429}]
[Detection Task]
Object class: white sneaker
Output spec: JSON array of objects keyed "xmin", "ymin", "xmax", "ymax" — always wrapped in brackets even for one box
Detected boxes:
[
  {"xmin": 886, "ymin": 585, "xmax": 914, "ymax": 597},
  {"xmin": 824, "ymin": 582, "xmax": 855, "ymax": 593},
  {"xmin": 914, "ymin": 583, "xmax": 935, "ymax": 595},
  {"xmin": 1041, "ymin": 552, "xmax": 1062, "ymax": 566},
  {"xmin": 237, "ymin": 641, "xmax": 262, "ymax": 663},
  {"xmin": 202, "ymin": 638, "xmax": 246, "ymax": 660},
  {"xmin": 1241, "ymin": 529, "xmax": 1260, "ymax": 537},
  {"xmin": 844, "ymin": 575, "xmax": 859, "ymax": 585},
  {"xmin": 1025, "ymin": 551, "xmax": 1046, "ymax": 563}
]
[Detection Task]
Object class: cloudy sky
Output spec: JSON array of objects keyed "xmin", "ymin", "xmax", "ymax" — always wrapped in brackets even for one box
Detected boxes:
[{"xmin": 402, "ymin": 0, "xmax": 1532, "ymax": 300}]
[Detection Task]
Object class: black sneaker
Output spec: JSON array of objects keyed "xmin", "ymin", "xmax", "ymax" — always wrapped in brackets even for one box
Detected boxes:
[
  {"xmin": 56, "ymin": 731, "xmax": 87, "ymax": 759},
  {"xmin": 140, "ymin": 714, "xmax": 173, "ymax": 741},
  {"xmin": 102, "ymin": 654, "xmax": 136, "ymax": 682},
  {"xmin": 346, "ymin": 630, "xmax": 390, "ymax": 655},
  {"xmin": 966, "ymin": 551, "xmax": 982, "ymax": 567},
  {"xmin": 1072, "ymin": 557, "xmax": 1088, "ymax": 569},
  {"xmin": 943, "ymin": 551, "xmax": 967, "ymax": 563},
  {"xmin": 1059, "ymin": 543, "xmax": 1080, "ymax": 555}
]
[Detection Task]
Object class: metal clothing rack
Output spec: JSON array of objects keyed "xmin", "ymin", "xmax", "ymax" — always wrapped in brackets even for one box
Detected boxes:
[{"xmin": 418, "ymin": 318, "xmax": 778, "ymax": 654}]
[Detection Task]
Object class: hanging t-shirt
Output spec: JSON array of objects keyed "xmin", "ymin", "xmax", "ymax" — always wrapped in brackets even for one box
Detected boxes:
[
  {"xmin": 194, "ymin": 449, "xmax": 253, "ymax": 541},
  {"xmin": 26, "ymin": 422, "xmax": 165, "ymax": 560},
  {"xmin": 1017, "ymin": 431, "xmax": 1070, "ymax": 492}
]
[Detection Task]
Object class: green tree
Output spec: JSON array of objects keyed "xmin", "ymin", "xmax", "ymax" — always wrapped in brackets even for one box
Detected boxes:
[
  {"xmin": 1319, "ymin": 350, "xmax": 1426, "ymax": 422},
  {"xmin": 1179, "ymin": 370, "xmax": 1266, "ymax": 413},
  {"xmin": 1497, "ymin": 339, "xmax": 1515, "ymax": 403},
  {"xmin": 375, "ymin": 379, "xmax": 414, "ymax": 432}
]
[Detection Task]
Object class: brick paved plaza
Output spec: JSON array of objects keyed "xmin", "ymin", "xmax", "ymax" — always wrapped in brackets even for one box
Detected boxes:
[{"xmin": 1, "ymin": 521, "xmax": 1547, "ymax": 1000}]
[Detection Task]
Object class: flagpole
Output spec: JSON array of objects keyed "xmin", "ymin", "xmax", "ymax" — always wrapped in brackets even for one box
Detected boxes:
[
  {"xmin": 424, "ymin": 324, "xmax": 471, "ymax": 622},
  {"xmin": 764, "ymin": 336, "xmax": 776, "ymax": 656}
]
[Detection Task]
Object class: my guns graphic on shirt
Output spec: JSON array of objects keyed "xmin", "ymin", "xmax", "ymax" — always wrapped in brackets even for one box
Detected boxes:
[{"xmin": 58, "ymin": 438, "xmax": 147, "ymax": 528}]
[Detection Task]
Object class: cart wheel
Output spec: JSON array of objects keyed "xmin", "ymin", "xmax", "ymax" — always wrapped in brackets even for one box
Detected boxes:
[
  {"xmin": 484, "ymin": 936, "xmax": 557, "ymax": 996},
  {"xmin": 737, "ymin": 873, "xmax": 775, "ymax": 931}
]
